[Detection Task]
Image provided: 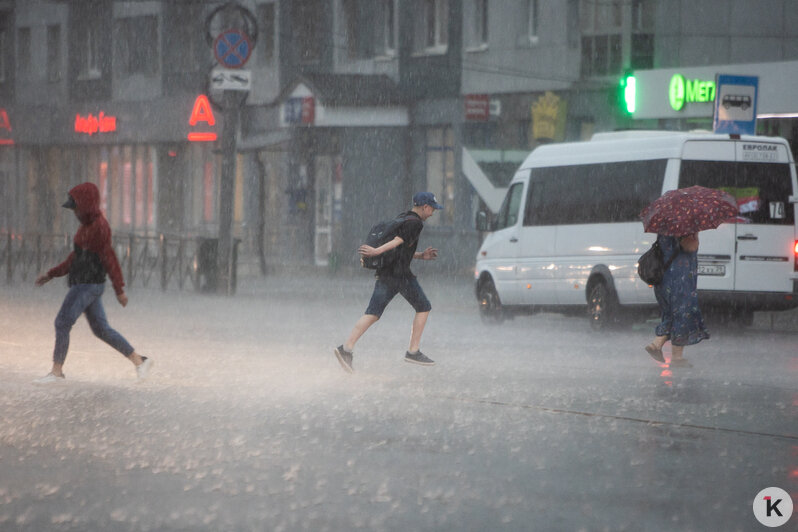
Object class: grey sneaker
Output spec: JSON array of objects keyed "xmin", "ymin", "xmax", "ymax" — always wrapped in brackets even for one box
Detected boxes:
[
  {"xmin": 33, "ymin": 372, "xmax": 65, "ymax": 384},
  {"xmin": 136, "ymin": 357, "xmax": 153, "ymax": 380},
  {"xmin": 404, "ymin": 351, "xmax": 435, "ymax": 366},
  {"xmin": 334, "ymin": 345, "xmax": 354, "ymax": 373}
]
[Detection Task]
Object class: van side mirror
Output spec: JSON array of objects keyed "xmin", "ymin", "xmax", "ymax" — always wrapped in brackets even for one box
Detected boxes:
[{"xmin": 475, "ymin": 211, "xmax": 489, "ymax": 232}]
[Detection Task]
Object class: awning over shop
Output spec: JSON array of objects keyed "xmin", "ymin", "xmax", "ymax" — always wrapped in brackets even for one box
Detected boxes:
[
  {"xmin": 277, "ymin": 74, "xmax": 408, "ymax": 128},
  {"xmin": 237, "ymin": 129, "xmax": 292, "ymax": 152},
  {"xmin": 462, "ymin": 147, "xmax": 508, "ymax": 214}
]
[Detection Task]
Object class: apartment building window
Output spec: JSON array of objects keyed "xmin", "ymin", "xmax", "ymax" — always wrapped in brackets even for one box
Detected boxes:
[
  {"xmin": 414, "ymin": 0, "xmax": 448, "ymax": 53},
  {"xmin": 47, "ymin": 25, "xmax": 62, "ymax": 82},
  {"xmin": 17, "ymin": 27, "xmax": 30, "ymax": 78},
  {"xmin": 296, "ymin": 0, "xmax": 322, "ymax": 63},
  {"xmin": 80, "ymin": 25, "xmax": 101, "ymax": 79},
  {"xmin": 172, "ymin": 4, "xmax": 201, "ymax": 73},
  {"xmin": 376, "ymin": 0, "xmax": 397, "ymax": 57},
  {"xmin": 631, "ymin": 33, "xmax": 653, "ymax": 69},
  {"xmin": 425, "ymin": 127, "xmax": 455, "ymax": 226},
  {"xmin": 579, "ymin": 0, "xmax": 622, "ymax": 77},
  {"xmin": 630, "ymin": 0, "xmax": 654, "ymax": 69},
  {"xmin": 474, "ymin": 0, "xmax": 488, "ymax": 48},
  {"xmin": 0, "ymin": 28, "xmax": 6, "ymax": 82},
  {"xmin": 342, "ymin": 0, "xmax": 366, "ymax": 59},
  {"xmin": 257, "ymin": 2, "xmax": 275, "ymax": 64},
  {"xmin": 632, "ymin": 0, "xmax": 655, "ymax": 31},
  {"xmin": 0, "ymin": 11, "xmax": 11, "ymax": 84},
  {"xmin": 525, "ymin": 0, "xmax": 539, "ymax": 43},
  {"xmin": 580, "ymin": 0, "xmax": 653, "ymax": 76},
  {"xmin": 116, "ymin": 16, "xmax": 158, "ymax": 76}
]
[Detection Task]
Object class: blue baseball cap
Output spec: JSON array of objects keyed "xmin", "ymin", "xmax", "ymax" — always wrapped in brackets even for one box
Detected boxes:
[{"xmin": 413, "ymin": 192, "xmax": 443, "ymax": 210}]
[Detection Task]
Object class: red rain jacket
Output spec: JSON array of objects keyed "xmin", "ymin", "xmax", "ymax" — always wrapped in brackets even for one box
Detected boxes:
[{"xmin": 47, "ymin": 183, "xmax": 125, "ymax": 295}]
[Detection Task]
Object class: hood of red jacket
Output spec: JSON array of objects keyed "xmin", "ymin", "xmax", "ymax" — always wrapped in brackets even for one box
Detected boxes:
[{"xmin": 68, "ymin": 183, "xmax": 102, "ymax": 225}]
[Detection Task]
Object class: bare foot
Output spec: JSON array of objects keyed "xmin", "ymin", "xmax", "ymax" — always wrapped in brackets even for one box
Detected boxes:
[{"xmin": 645, "ymin": 344, "xmax": 665, "ymax": 363}]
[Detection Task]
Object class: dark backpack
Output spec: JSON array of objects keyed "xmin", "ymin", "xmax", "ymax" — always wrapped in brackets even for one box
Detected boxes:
[
  {"xmin": 637, "ymin": 240, "xmax": 679, "ymax": 286},
  {"xmin": 360, "ymin": 214, "xmax": 409, "ymax": 270}
]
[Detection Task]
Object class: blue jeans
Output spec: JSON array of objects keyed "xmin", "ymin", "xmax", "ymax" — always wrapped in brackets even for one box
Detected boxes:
[
  {"xmin": 365, "ymin": 276, "xmax": 432, "ymax": 318},
  {"xmin": 53, "ymin": 284, "xmax": 134, "ymax": 365}
]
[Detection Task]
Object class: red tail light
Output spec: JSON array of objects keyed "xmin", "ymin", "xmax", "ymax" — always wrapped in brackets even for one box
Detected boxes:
[{"xmin": 795, "ymin": 240, "xmax": 798, "ymax": 270}]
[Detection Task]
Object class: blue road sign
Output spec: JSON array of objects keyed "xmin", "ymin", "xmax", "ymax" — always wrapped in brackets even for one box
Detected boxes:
[
  {"xmin": 214, "ymin": 29, "xmax": 252, "ymax": 69},
  {"xmin": 713, "ymin": 74, "xmax": 758, "ymax": 135}
]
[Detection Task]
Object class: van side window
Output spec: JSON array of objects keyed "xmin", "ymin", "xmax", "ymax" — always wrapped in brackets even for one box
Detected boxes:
[
  {"xmin": 524, "ymin": 160, "xmax": 665, "ymax": 225},
  {"xmin": 495, "ymin": 182, "xmax": 524, "ymax": 230},
  {"xmin": 679, "ymin": 161, "xmax": 794, "ymax": 225}
]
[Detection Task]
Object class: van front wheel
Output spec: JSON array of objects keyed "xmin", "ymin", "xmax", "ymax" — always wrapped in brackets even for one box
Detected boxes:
[
  {"xmin": 478, "ymin": 279, "xmax": 505, "ymax": 325},
  {"xmin": 588, "ymin": 281, "xmax": 616, "ymax": 331}
]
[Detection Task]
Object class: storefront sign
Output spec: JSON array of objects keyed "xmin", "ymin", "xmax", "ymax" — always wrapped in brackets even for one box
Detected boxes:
[
  {"xmin": 464, "ymin": 94, "xmax": 490, "ymax": 121},
  {"xmin": 629, "ymin": 61, "xmax": 797, "ymax": 120},
  {"xmin": 531, "ymin": 91, "xmax": 567, "ymax": 141},
  {"xmin": 284, "ymin": 97, "xmax": 315, "ymax": 125},
  {"xmin": 669, "ymin": 74, "xmax": 716, "ymax": 111},
  {"xmin": 74, "ymin": 111, "xmax": 117, "ymax": 136},
  {"xmin": 0, "ymin": 108, "xmax": 13, "ymax": 145},
  {"xmin": 187, "ymin": 95, "xmax": 217, "ymax": 142}
]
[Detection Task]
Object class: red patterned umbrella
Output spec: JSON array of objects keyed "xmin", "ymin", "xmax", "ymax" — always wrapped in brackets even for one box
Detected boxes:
[{"xmin": 640, "ymin": 186, "xmax": 738, "ymax": 237}]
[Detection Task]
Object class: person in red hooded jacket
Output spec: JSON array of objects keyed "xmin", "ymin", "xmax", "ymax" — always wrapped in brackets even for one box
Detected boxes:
[{"xmin": 34, "ymin": 182, "xmax": 153, "ymax": 383}]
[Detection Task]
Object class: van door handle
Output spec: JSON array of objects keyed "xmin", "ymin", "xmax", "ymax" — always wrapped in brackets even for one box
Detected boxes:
[
  {"xmin": 510, "ymin": 237, "xmax": 518, "ymax": 243},
  {"xmin": 737, "ymin": 234, "xmax": 758, "ymax": 241}
]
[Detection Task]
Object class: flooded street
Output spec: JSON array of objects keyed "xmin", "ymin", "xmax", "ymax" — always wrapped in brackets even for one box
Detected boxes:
[{"xmin": 1, "ymin": 273, "xmax": 796, "ymax": 531}]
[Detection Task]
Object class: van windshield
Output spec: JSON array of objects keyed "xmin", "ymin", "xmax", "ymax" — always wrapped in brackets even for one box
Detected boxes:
[{"xmin": 678, "ymin": 161, "xmax": 794, "ymax": 225}]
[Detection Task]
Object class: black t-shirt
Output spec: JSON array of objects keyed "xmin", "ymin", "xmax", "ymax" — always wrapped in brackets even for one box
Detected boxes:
[
  {"xmin": 68, "ymin": 243, "xmax": 107, "ymax": 286},
  {"xmin": 377, "ymin": 211, "xmax": 423, "ymax": 278}
]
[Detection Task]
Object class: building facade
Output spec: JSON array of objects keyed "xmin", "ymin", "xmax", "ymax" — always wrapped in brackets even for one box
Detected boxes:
[{"xmin": 3, "ymin": 0, "xmax": 798, "ymax": 276}]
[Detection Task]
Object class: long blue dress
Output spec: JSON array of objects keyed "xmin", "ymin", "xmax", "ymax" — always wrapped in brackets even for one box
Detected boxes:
[{"xmin": 654, "ymin": 235, "xmax": 710, "ymax": 346}]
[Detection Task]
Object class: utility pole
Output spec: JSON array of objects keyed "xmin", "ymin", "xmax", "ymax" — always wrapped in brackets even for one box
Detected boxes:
[
  {"xmin": 216, "ymin": 91, "xmax": 239, "ymax": 295},
  {"xmin": 205, "ymin": 2, "xmax": 257, "ymax": 295}
]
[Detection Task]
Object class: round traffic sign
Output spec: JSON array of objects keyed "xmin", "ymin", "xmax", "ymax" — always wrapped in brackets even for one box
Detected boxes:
[{"xmin": 213, "ymin": 29, "xmax": 252, "ymax": 69}]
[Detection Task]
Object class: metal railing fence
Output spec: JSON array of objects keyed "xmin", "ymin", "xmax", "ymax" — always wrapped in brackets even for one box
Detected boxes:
[{"xmin": 1, "ymin": 232, "xmax": 201, "ymax": 291}]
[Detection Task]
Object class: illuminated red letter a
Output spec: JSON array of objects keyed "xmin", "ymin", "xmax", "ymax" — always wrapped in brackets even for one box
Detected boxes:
[
  {"xmin": 0, "ymin": 109, "xmax": 11, "ymax": 132},
  {"xmin": 189, "ymin": 95, "xmax": 216, "ymax": 126}
]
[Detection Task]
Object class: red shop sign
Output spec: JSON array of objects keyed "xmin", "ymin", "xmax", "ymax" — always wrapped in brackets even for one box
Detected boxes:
[
  {"xmin": 464, "ymin": 94, "xmax": 490, "ymax": 121},
  {"xmin": 187, "ymin": 95, "xmax": 217, "ymax": 142},
  {"xmin": 75, "ymin": 111, "xmax": 117, "ymax": 136},
  {"xmin": 0, "ymin": 108, "xmax": 13, "ymax": 145}
]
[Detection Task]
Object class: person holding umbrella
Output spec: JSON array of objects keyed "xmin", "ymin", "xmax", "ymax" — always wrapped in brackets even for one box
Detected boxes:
[
  {"xmin": 639, "ymin": 186, "xmax": 738, "ymax": 367},
  {"xmin": 643, "ymin": 232, "xmax": 708, "ymax": 367}
]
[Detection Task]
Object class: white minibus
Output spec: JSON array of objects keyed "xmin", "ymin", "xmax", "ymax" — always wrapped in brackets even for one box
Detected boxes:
[{"xmin": 474, "ymin": 131, "xmax": 798, "ymax": 329}]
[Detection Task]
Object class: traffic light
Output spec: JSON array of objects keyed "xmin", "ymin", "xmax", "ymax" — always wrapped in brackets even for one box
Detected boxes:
[{"xmin": 619, "ymin": 72, "xmax": 636, "ymax": 114}]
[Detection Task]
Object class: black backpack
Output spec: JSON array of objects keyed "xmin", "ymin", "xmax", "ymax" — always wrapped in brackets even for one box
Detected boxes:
[
  {"xmin": 637, "ymin": 240, "xmax": 679, "ymax": 286},
  {"xmin": 360, "ymin": 214, "xmax": 409, "ymax": 270}
]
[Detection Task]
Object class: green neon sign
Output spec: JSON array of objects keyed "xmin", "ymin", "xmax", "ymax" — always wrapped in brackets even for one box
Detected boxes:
[
  {"xmin": 621, "ymin": 74, "xmax": 636, "ymax": 114},
  {"xmin": 669, "ymin": 74, "xmax": 716, "ymax": 111}
]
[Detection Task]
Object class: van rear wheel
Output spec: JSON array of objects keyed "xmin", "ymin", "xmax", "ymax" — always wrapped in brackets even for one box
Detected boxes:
[
  {"xmin": 588, "ymin": 281, "xmax": 616, "ymax": 331},
  {"xmin": 478, "ymin": 279, "xmax": 505, "ymax": 325}
]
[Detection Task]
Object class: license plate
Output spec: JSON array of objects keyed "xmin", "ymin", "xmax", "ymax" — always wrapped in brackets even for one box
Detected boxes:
[{"xmin": 698, "ymin": 264, "xmax": 726, "ymax": 276}]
